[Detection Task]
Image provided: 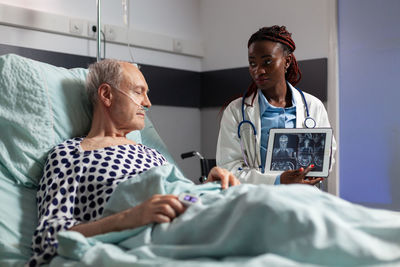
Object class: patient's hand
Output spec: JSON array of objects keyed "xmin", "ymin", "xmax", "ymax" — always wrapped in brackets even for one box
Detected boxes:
[
  {"xmin": 280, "ymin": 165, "xmax": 324, "ymax": 185},
  {"xmin": 206, "ymin": 167, "xmax": 240, "ymax": 189},
  {"xmin": 70, "ymin": 194, "xmax": 185, "ymax": 237},
  {"xmin": 132, "ymin": 194, "xmax": 186, "ymax": 225}
]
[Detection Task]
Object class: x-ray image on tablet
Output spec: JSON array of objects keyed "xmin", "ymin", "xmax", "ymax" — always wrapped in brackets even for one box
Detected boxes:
[{"xmin": 265, "ymin": 128, "xmax": 333, "ymax": 177}]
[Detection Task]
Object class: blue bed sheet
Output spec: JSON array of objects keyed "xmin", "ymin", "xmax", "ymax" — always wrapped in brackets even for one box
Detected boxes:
[{"xmin": 47, "ymin": 164, "xmax": 400, "ymax": 266}]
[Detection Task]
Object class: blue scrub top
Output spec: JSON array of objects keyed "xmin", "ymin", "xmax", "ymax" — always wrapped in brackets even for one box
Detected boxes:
[{"xmin": 258, "ymin": 88, "xmax": 296, "ymax": 183}]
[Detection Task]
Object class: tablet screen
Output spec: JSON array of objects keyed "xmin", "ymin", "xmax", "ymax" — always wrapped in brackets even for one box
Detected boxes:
[{"xmin": 266, "ymin": 128, "xmax": 333, "ymax": 177}]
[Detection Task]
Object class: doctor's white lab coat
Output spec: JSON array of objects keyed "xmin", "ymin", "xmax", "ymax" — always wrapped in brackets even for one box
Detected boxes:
[{"xmin": 216, "ymin": 85, "xmax": 336, "ymax": 185}]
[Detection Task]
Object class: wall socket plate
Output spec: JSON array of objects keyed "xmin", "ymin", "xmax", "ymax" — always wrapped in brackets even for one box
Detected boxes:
[
  {"xmin": 87, "ymin": 21, "xmax": 104, "ymax": 39},
  {"xmin": 70, "ymin": 19, "xmax": 83, "ymax": 35},
  {"xmin": 173, "ymin": 39, "xmax": 183, "ymax": 53},
  {"xmin": 88, "ymin": 23, "xmax": 115, "ymax": 41},
  {"xmin": 104, "ymin": 24, "xmax": 117, "ymax": 41}
]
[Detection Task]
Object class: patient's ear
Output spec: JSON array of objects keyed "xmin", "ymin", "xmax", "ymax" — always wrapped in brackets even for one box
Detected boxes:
[{"xmin": 98, "ymin": 83, "xmax": 112, "ymax": 107}]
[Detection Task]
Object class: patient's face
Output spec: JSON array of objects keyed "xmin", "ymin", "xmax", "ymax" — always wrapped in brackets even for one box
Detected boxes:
[{"xmin": 111, "ymin": 63, "xmax": 151, "ymax": 131}]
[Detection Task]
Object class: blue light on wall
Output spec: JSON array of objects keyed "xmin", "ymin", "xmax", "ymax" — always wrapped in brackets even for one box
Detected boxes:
[{"xmin": 338, "ymin": 0, "xmax": 400, "ymax": 210}]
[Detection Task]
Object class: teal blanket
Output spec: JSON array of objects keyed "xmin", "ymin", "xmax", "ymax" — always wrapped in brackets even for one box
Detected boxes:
[{"xmin": 52, "ymin": 164, "xmax": 400, "ymax": 266}]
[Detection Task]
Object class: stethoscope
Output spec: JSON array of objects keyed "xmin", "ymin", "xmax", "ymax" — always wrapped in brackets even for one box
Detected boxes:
[{"xmin": 237, "ymin": 86, "xmax": 316, "ymax": 168}]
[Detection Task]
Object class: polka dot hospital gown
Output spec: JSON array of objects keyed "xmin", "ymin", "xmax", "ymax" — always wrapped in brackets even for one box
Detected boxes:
[{"xmin": 28, "ymin": 137, "xmax": 168, "ymax": 266}]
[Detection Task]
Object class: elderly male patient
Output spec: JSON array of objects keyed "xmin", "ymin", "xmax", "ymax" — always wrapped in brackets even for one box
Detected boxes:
[
  {"xmin": 29, "ymin": 59, "xmax": 239, "ymax": 266},
  {"xmin": 29, "ymin": 59, "xmax": 400, "ymax": 267}
]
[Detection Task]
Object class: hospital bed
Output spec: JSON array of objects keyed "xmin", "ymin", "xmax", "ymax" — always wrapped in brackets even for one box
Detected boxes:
[
  {"xmin": 0, "ymin": 52, "xmax": 177, "ymax": 266},
  {"xmin": 1, "ymin": 52, "xmax": 400, "ymax": 267}
]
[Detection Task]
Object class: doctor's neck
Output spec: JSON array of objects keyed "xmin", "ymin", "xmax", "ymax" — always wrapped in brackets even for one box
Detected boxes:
[{"xmin": 261, "ymin": 82, "xmax": 292, "ymax": 108}]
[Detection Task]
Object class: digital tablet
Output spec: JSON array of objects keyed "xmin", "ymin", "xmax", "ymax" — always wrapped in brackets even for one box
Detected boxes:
[{"xmin": 265, "ymin": 128, "xmax": 333, "ymax": 177}]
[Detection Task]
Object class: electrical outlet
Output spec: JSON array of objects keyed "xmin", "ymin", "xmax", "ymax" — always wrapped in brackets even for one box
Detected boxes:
[
  {"xmin": 88, "ymin": 21, "xmax": 101, "ymax": 38},
  {"xmin": 70, "ymin": 19, "xmax": 83, "ymax": 35},
  {"xmin": 104, "ymin": 25, "xmax": 117, "ymax": 41}
]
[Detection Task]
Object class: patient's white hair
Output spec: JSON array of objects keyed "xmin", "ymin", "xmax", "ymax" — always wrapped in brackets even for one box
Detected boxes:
[{"xmin": 86, "ymin": 59, "xmax": 123, "ymax": 106}]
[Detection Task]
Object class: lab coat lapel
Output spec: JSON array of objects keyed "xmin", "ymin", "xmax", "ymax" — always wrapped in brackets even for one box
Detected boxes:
[{"xmin": 242, "ymin": 92, "xmax": 261, "ymax": 168}]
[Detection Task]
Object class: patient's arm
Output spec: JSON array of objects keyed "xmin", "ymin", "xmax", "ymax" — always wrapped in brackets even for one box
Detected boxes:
[
  {"xmin": 205, "ymin": 167, "xmax": 241, "ymax": 189},
  {"xmin": 70, "ymin": 194, "xmax": 185, "ymax": 237}
]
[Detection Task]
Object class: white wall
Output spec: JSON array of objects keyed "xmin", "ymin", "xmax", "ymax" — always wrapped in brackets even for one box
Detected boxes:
[
  {"xmin": 0, "ymin": 0, "xmax": 202, "ymax": 70},
  {"xmin": 0, "ymin": 0, "xmax": 203, "ymax": 180},
  {"xmin": 200, "ymin": 0, "xmax": 331, "ymax": 71}
]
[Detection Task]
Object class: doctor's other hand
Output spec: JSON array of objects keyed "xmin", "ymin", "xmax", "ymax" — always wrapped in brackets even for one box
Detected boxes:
[
  {"xmin": 206, "ymin": 167, "xmax": 241, "ymax": 189},
  {"xmin": 280, "ymin": 165, "xmax": 324, "ymax": 185}
]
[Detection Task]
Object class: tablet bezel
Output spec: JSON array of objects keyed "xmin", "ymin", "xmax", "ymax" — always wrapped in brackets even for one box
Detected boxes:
[{"xmin": 265, "ymin": 128, "xmax": 333, "ymax": 177}]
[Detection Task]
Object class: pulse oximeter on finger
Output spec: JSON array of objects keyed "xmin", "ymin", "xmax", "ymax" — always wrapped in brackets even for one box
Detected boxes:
[{"xmin": 178, "ymin": 193, "xmax": 201, "ymax": 206}]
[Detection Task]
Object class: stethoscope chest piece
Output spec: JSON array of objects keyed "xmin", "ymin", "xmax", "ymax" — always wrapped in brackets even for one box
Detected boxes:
[{"xmin": 304, "ymin": 116, "xmax": 316, "ymax": 128}]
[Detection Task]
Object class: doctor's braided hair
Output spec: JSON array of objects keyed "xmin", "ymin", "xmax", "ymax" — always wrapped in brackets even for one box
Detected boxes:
[{"xmin": 245, "ymin": 25, "xmax": 302, "ymax": 102}]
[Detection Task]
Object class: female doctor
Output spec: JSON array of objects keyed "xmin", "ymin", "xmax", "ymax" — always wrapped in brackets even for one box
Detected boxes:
[{"xmin": 216, "ymin": 25, "xmax": 336, "ymax": 185}]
